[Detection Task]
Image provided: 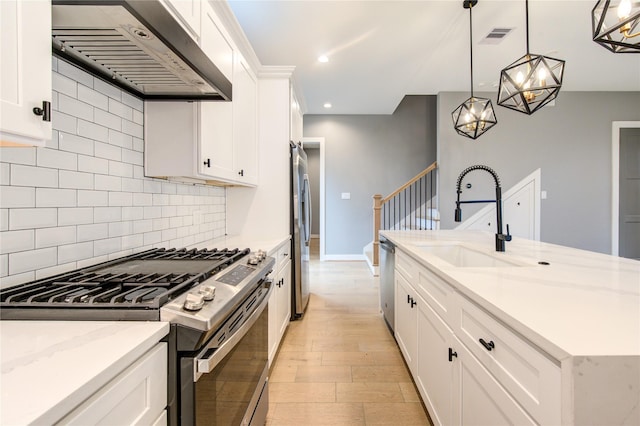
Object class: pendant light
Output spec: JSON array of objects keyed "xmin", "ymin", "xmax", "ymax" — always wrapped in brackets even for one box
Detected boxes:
[
  {"xmin": 593, "ymin": 0, "xmax": 640, "ymax": 53},
  {"xmin": 452, "ymin": 0, "xmax": 497, "ymax": 140},
  {"xmin": 497, "ymin": 0, "xmax": 565, "ymax": 115}
]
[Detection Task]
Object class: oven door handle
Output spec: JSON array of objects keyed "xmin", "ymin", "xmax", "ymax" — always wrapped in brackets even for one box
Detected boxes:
[{"xmin": 194, "ymin": 280, "xmax": 273, "ymax": 381}]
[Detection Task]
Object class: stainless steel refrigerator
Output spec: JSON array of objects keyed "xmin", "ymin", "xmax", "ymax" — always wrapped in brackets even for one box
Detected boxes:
[{"xmin": 290, "ymin": 142, "xmax": 311, "ymax": 319}]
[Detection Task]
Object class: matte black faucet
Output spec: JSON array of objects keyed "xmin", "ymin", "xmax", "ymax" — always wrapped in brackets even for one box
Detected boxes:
[{"xmin": 454, "ymin": 165, "xmax": 512, "ymax": 252}]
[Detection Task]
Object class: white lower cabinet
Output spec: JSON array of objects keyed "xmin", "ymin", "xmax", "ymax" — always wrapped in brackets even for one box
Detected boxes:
[
  {"xmin": 59, "ymin": 343, "xmax": 167, "ymax": 425},
  {"xmin": 268, "ymin": 241, "xmax": 292, "ymax": 366},
  {"xmin": 396, "ymin": 249, "xmax": 561, "ymax": 426}
]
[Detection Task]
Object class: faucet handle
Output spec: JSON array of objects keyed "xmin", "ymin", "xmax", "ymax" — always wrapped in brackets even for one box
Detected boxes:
[{"xmin": 505, "ymin": 224, "xmax": 512, "ymax": 241}]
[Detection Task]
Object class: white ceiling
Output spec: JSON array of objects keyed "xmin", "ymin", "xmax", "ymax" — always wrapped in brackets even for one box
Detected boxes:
[{"xmin": 228, "ymin": 0, "xmax": 640, "ymax": 115}]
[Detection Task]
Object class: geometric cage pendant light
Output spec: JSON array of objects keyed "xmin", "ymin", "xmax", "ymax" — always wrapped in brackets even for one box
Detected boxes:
[
  {"xmin": 497, "ymin": 0, "xmax": 566, "ymax": 115},
  {"xmin": 452, "ymin": 0, "xmax": 498, "ymax": 140},
  {"xmin": 592, "ymin": 0, "xmax": 640, "ymax": 53}
]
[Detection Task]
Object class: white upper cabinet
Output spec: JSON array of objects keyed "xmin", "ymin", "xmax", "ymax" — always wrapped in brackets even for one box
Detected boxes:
[
  {"xmin": 0, "ymin": 0, "xmax": 52, "ymax": 147},
  {"xmin": 160, "ymin": 0, "xmax": 201, "ymax": 41},
  {"xmin": 200, "ymin": 2, "xmax": 234, "ymax": 83},
  {"xmin": 232, "ymin": 53, "xmax": 258, "ymax": 184}
]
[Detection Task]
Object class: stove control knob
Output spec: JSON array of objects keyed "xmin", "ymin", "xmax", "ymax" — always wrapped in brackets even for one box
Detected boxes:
[
  {"xmin": 199, "ymin": 285, "xmax": 216, "ymax": 301},
  {"xmin": 257, "ymin": 250, "xmax": 266, "ymax": 260},
  {"xmin": 183, "ymin": 293, "xmax": 205, "ymax": 311},
  {"xmin": 248, "ymin": 255, "xmax": 259, "ymax": 265}
]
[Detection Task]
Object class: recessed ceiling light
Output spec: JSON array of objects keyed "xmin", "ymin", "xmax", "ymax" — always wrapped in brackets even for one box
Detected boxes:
[
  {"xmin": 318, "ymin": 55, "xmax": 329, "ymax": 63},
  {"xmin": 323, "ymin": 102, "xmax": 332, "ymax": 109}
]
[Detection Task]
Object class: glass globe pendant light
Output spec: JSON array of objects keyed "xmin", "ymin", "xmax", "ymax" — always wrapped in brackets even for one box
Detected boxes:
[
  {"xmin": 452, "ymin": 0, "xmax": 497, "ymax": 140},
  {"xmin": 593, "ymin": 0, "xmax": 640, "ymax": 53},
  {"xmin": 497, "ymin": 0, "xmax": 565, "ymax": 115}
]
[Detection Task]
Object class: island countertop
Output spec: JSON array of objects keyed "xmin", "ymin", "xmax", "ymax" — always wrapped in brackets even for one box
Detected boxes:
[
  {"xmin": 379, "ymin": 230, "xmax": 640, "ymax": 360},
  {"xmin": 0, "ymin": 321, "xmax": 169, "ymax": 425}
]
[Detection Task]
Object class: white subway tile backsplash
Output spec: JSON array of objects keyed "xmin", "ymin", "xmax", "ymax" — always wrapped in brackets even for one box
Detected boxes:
[
  {"xmin": 95, "ymin": 141, "xmax": 122, "ymax": 161},
  {"xmin": 52, "ymin": 111, "xmax": 78, "ymax": 134},
  {"xmin": 0, "ymin": 147, "xmax": 37, "ymax": 165},
  {"xmin": 121, "ymin": 92, "xmax": 143, "ymax": 111},
  {"xmin": 94, "ymin": 237, "xmax": 122, "ymax": 256},
  {"xmin": 36, "ymin": 188, "xmax": 76, "ymax": 208},
  {"xmin": 144, "ymin": 231, "xmax": 162, "ymax": 245},
  {"xmin": 1, "ymin": 186, "xmax": 35, "ymax": 208},
  {"xmin": 108, "ymin": 130, "xmax": 133, "ymax": 149},
  {"xmin": 94, "ymin": 207, "xmax": 121, "ymax": 223},
  {"xmin": 52, "ymin": 72, "xmax": 77, "ymax": 98},
  {"xmin": 77, "ymin": 223, "xmax": 108, "ymax": 242},
  {"xmin": 122, "ymin": 119, "xmax": 143, "ymax": 138},
  {"xmin": 108, "ymin": 98, "xmax": 133, "ymax": 120},
  {"xmin": 122, "ymin": 206, "xmax": 143, "ymax": 221},
  {"xmin": 108, "ymin": 160, "xmax": 133, "ymax": 178},
  {"xmin": 58, "ymin": 94, "xmax": 94, "ymax": 122},
  {"xmin": 51, "ymin": 91, "xmax": 59, "ymax": 113},
  {"xmin": 59, "ymin": 132, "xmax": 94, "ymax": 156},
  {"xmin": 78, "ymin": 155, "xmax": 108, "ymax": 175},
  {"xmin": 37, "ymin": 147, "xmax": 78, "ymax": 171},
  {"xmin": 36, "ymin": 226, "xmax": 76, "ymax": 249},
  {"xmin": 9, "ymin": 247, "xmax": 57, "ymax": 275},
  {"xmin": 58, "ymin": 59, "xmax": 93, "ymax": 88},
  {"xmin": 0, "ymin": 230, "xmax": 35, "ymax": 255},
  {"xmin": 122, "ymin": 148, "xmax": 143, "ymax": 166},
  {"xmin": 78, "ymin": 84, "xmax": 108, "ymax": 110},
  {"xmin": 95, "ymin": 109, "xmax": 122, "ymax": 131},
  {"xmin": 108, "ymin": 191, "xmax": 133, "ymax": 206},
  {"xmin": 59, "ymin": 170, "xmax": 94, "ymax": 190},
  {"xmin": 121, "ymin": 178, "xmax": 143, "ymax": 193},
  {"xmin": 0, "ymin": 209, "xmax": 7, "ymax": 231},
  {"xmin": 78, "ymin": 119, "xmax": 109, "ymax": 142},
  {"xmin": 94, "ymin": 174, "xmax": 122, "ymax": 191},
  {"xmin": 10, "ymin": 208, "xmax": 57, "ymax": 230},
  {"xmin": 77, "ymin": 190, "xmax": 108, "ymax": 207},
  {"xmin": 58, "ymin": 241, "xmax": 94, "ymax": 263},
  {"xmin": 58, "ymin": 207, "xmax": 93, "ymax": 226},
  {"xmin": 1, "ymin": 64, "xmax": 225, "ymax": 285},
  {"xmin": 109, "ymin": 221, "xmax": 132, "ymax": 237},
  {"xmin": 133, "ymin": 192, "xmax": 152, "ymax": 206}
]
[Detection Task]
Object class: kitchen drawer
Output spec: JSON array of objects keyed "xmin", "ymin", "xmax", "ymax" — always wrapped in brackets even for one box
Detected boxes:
[
  {"xmin": 59, "ymin": 343, "xmax": 167, "ymax": 425},
  {"xmin": 455, "ymin": 296, "xmax": 561, "ymax": 425},
  {"xmin": 396, "ymin": 250, "xmax": 418, "ymax": 282},
  {"xmin": 276, "ymin": 241, "xmax": 290, "ymax": 273},
  {"xmin": 415, "ymin": 264, "xmax": 455, "ymax": 328}
]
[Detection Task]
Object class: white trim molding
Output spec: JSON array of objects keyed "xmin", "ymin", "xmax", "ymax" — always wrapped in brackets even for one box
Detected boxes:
[{"xmin": 611, "ymin": 121, "xmax": 640, "ymax": 256}]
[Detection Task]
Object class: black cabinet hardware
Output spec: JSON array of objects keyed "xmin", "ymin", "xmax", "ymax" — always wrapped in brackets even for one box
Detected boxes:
[
  {"xmin": 203, "ymin": 158, "xmax": 211, "ymax": 167},
  {"xmin": 448, "ymin": 347, "xmax": 458, "ymax": 362},
  {"xmin": 238, "ymin": 169, "xmax": 244, "ymax": 176},
  {"xmin": 407, "ymin": 294, "xmax": 411, "ymax": 304},
  {"xmin": 479, "ymin": 338, "xmax": 495, "ymax": 351},
  {"xmin": 410, "ymin": 298, "xmax": 417, "ymax": 308},
  {"xmin": 32, "ymin": 101, "xmax": 51, "ymax": 122}
]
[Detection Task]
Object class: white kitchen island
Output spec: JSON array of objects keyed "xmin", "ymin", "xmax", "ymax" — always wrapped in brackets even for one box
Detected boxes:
[
  {"xmin": 0, "ymin": 321, "xmax": 169, "ymax": 425},
  {"xmin": 380, "ymin": 229, "xmax": 640, "ymax": 425}
]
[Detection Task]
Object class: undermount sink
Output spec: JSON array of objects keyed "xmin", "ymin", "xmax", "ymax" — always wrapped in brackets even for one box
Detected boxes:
[{"xmin": 416, "ymin": 244, "xmax": 523, "ymax": 268}]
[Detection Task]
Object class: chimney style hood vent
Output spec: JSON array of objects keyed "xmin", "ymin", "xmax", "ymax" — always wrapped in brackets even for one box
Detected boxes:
[{"xmin": 52, "ymin": 0, "xmax": 232, "ymax": 101}]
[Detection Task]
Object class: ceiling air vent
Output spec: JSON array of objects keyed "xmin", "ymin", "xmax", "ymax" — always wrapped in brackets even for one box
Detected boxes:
[{"xmin": 480, "ymin": 28, "xmax": 513, "ymax": 44}]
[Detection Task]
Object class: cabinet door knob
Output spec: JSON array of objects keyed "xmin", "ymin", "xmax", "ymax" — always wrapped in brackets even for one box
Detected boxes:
[
  {"xmin": 448, "ymin": 347, "xmax": 458, "ymax": 362},
  {"xmin": 479, "ymin": 338, "xmax": 495, "ymax": 351},
  {"xmin": 203, "ymin": 158, "xmax": 211, "ymax": 167},
  {"xmin": 32, "ymin": 101, "xmax": 51, "ymax": 122}
]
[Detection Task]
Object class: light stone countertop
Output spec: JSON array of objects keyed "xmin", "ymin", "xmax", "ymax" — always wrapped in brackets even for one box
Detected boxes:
[
  {"xmin": 380, "ymin": 230, "xmax": 640, "ymax": 360},
  {"xmin": 191, "ymin": 234, "xmax": 290, "ymax": 257},
  {"xmin": 0, "ymin": 321, "xmax": 169, "ymax": 425}
]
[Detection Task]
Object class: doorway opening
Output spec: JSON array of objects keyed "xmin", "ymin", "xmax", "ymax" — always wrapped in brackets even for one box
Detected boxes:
[{"xmin": 301, "ymin": 137, "xmax": 325, "ymax": 261}]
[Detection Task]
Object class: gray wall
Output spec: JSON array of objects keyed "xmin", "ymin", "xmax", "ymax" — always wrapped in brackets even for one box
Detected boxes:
[
  {"xmin": 438, "ymin": 91, "xmax": 640, "ymax": 254},
  {"xmin": 304, "ymin": 95, "xmax": 437, "ymax": 256},
  {"xmin": 306, "ymin": 147, "xmax": 321, "ymax": 236}
]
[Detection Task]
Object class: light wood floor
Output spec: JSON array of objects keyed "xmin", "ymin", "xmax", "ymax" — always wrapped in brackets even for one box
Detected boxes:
[{"xmin": 266, "ymin": 239, "xmax": 432, "ymax": 425}]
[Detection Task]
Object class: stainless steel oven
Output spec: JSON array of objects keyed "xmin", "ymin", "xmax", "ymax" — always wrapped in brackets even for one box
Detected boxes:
[{"xmin": 0, "ymin": 247, "xmax": 275, "ymax": 426}]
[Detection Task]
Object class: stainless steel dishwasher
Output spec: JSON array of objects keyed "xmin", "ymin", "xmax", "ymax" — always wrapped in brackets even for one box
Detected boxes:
[{"xmin": 379, "ymin": 237, "xmax": 395, "ymax": 332}]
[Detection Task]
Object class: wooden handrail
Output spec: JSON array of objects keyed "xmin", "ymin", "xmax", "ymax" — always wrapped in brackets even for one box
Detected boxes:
[{"xmin": 381, "ymin": 161, "xmax": 437, "ymax": 205}]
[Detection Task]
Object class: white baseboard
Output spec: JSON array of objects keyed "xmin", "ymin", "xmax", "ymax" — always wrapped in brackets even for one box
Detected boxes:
[{"xmin": 323, "ymin": 254, "xmax": 366, "ymax": 261}]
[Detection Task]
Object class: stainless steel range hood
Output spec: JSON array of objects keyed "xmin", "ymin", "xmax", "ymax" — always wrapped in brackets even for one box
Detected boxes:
[{"xmin": 52, "ymin": 0, "xmax": 232, "ymax": 101}]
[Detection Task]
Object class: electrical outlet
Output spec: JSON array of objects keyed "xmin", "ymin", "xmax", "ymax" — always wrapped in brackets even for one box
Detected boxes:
[{"xmin": 341, "ymin": 193, "xmax": 351, "ymax": 200}]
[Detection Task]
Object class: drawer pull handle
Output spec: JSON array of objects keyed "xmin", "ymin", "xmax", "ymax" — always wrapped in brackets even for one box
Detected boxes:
[
  {"xmin": 479, "ymin": 338, "xmax": 495, "ymax": 351},
  {"xmin": 448, "ymin": 347, "xmax": 458, "ymax": 362},
  {"xmin": 410, "ymin": 298, "xmax": 417, "ymax": 308},
  {"xmin": 407, "ymin": 294, "xmax": 411, "ymax": 304}
]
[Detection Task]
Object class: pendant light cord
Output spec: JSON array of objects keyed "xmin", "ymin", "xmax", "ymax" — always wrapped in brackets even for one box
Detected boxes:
[
  {"xmin": 469, "ymin": 3, "xmax": 474, "ymax": 97},
  {"xmin": 525, "ymin": 0, "xmax": 530, "ymax": 54}
]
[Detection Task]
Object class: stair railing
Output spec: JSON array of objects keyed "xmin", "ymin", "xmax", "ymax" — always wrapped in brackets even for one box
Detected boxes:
[{"xmin": 372, "ymin": 161, "xmax": 438, "ymax": 266}]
